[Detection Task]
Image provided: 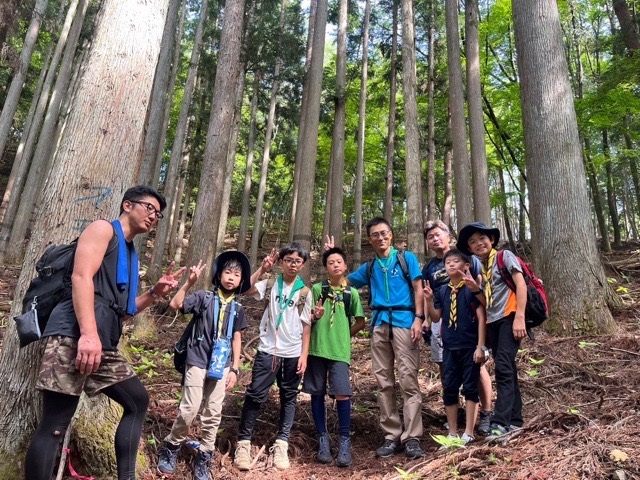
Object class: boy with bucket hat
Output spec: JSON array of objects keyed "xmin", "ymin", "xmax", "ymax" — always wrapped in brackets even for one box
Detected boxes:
[
  {"xmin": 158, "ymin": 251, "xmax": 252, "ymax": 480},
  {"xmin": 457, "ymin": 223, "xmax": 527, "ymax": 439}
]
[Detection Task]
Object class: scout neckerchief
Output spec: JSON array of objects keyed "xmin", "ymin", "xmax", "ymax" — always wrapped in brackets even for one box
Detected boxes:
[
  {"xmin": 375, "ymin": 247, "xmax": 397, "ymax": 302},
  {"xmin": 216, "ymin": 290, "xmax": 235, "ymax": 339},
  {"xmin": 448, "ymin": 279, "xmax": 466, "ymax": 329},
  {"xmin": 481, "ymin": 249, "xmax": 497, "ymax": 308},
  {"xmin": 275, "ymin": 274, "xmax": 305, "ymax": 330},
  {"xmin": 325, "ymin": 279, "xmax": 348, "ymax": 328}
]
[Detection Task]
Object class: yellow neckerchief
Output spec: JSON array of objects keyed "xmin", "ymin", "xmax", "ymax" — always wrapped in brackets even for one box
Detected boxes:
[
  {"xmin": 326, "ymin": 278, "xmax": 348, "ymax": 328},
  {"xmin": 217, "ymin": 290, "xmax": 235, "ymax": 339},
  {"xmin": 448, "ymin": 279, "xmax": 466, "ymax": 329},
  {"xmin": 481, "ymin": 249, "xmax": 497, "ymax": 308}
]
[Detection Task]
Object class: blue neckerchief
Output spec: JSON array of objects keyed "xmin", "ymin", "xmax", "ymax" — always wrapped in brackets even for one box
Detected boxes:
[{"xmin": 112, "ymin": 220, "xmax": 138, "ymax": 315}]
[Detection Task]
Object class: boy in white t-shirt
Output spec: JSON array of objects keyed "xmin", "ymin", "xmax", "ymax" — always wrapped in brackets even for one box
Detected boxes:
[{"xmin": 233, "ymin": 243, "xmax": 312, "ymax": 471}]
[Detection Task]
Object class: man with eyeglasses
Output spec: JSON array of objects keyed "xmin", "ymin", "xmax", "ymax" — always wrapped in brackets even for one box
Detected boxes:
[
  {"xmin": 25, "ymin": 185, "xmax": 185, "ymax": 480},
  {"xmin": 345, "ymin": 217, "xmax": 426, "ymax": 459}
]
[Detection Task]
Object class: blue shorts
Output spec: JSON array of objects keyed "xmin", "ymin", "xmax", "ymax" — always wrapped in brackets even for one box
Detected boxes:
[{"xmin": 302, "ymin": 355, "xmax": 352, "ymax": 397}]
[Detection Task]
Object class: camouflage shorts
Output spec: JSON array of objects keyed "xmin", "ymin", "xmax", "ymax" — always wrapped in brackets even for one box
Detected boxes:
[{"xmin": 36, "ymin": 335, "xmax": 135, "ymax": 397}]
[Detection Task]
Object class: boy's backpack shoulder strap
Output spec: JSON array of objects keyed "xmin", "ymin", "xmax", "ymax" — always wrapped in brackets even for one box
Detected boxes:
[
  {"xmin": 297, "ymin": 286, "xmax": 310, "ymax": 316},
  {"xmin": 343, "ymin": 286, "xmax": 352, "ymax": 317},
  {"xmin": 320, "ymin": 280, "xmax": 331, "ymax": 303},
  {"xmin": 496, "ymin": 250, "xmax": 517, "ymax": 292}
]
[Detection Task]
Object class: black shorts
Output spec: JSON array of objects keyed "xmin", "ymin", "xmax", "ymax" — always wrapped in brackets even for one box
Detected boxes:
[{"xmin": 302, "ymin": 355, "xmax": 352, "ymax": 397}]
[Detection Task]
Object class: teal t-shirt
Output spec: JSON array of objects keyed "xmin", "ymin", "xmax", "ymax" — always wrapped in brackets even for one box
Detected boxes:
[{"xmin": 309, "ymin": 282, "xmax": 364, "ymax": 364}]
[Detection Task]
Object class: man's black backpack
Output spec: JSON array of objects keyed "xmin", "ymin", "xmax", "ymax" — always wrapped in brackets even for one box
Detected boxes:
[
  {"xmin": 15, "ymin": 241, "xmax": 78, "ymax": 347},
  {"xmin": 365, "ymin": 249, "xmax": 413, "ymax": 304}
]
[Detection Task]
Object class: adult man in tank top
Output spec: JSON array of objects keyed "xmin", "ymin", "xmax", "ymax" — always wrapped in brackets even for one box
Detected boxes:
[{"xmin": 25, "ymin": 185, "xmax": 185, "ymax": 480}]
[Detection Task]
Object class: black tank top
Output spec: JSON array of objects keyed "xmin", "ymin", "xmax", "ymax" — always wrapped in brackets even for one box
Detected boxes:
[{"xmin": 43, "ymin": 226, "xmax": 129, "ymax": 350}]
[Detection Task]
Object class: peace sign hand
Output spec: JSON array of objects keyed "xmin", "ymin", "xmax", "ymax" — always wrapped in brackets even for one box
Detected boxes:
[
  {"xmin": 186, "ymin": 260, "xmax": 206, "ymax": 285},
  {"xmin": 324, "ymin": 235, "xmax": 335, "ymax": 251},
  {"xmin": 261, "ymin": 248, "xmax": 278, "ymax": 272},
  {"xmin": 312, "ymin": 299, "xmax": 325, "ymax": 322},
  {"xmin": 422, "ymin": 280, "xmax": 434, "ymax": 301},
  {"xmin": 459, "ymin": 269, "xmax": 480, "ymax": 291},
  {"xmin": 154, "ymin": 261, "xmax": 187, "ymax": 296}
]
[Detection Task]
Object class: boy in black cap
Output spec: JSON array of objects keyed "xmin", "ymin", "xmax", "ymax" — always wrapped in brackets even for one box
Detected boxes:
[
  {"xmin": 157, "ymin": 251, "xmax": 251, "ymax": 480},
  {"xmin": 457, "ymin": 222, "xmax": 527, "ymax": 439}
]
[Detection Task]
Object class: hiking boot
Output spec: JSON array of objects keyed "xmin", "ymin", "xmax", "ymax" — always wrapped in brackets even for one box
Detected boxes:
[
  {"xmin": 461, "ymin": 432, "xmax": 475, "ymax": 445},
  {"xmin": 336, "ymin": 436, "xmax": 352, "ymax": 467},
  {"xmin": 271, "ymin": 439, "xmax": 290, "ymax": 470},
  {"xmin": 404, "ymin": 439, "xmax": 425, "ymax": 459},
  {"xmin": 233, "ymin": 440, "xmax": 252, "ymax": 471},
  {"xmin": 192, "ymin": 449, "xmax": 212, "ymax": 480},
  {"xmin": 157, "ymin": 442, "xmax": 180, "ymax": 474},
  {"xmin": 477, "ymin": 410, "xmax": 493, "ymax": 435},
  {"xmin": 486, "ymin": 423, "xmax": 509, "ymax": 440},
  {"xmin": 375, "ymin": 439, "xmax": 402, "ymax": 458},
  {"xmin": 316, "ymin": 432, "xmax": 332, "ymax": 464}
]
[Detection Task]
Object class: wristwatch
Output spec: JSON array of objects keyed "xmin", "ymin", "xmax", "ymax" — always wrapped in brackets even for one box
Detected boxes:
[
  {"xmin": 229, "ymin": 367, "xmax": 240, "ymax": 375},
  {"xmin": 415, "ymin": 313, "xmax": 426, "ymax": 320}
]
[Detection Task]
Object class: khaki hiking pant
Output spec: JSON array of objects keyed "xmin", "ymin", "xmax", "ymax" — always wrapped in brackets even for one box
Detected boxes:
[
  {"xmin": 371, "ymin": 323, "xmax": 423, "ymax": 443},
  {"xmin": 165, "ymin": 365, "xmax": 229, "ymax": 452}
]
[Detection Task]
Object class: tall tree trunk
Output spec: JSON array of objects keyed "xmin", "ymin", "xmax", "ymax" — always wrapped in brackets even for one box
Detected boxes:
[
  {"xmin": 1, "ymin": 0, "xmax": 89, "ymax": 263},
  {"xmin": 238, "ymin": 72, "xmax": 261, "ymax": 253},
  {"xmin": 0, "ymin": 0, "xmax": 168, "ymax": 476},
  {"xmin": 612, "ymin": 0, "xmax": 640, "ymax": 52},
  {"xmin": 137, "ymin": 0, "xmax": 182, "ymax": 185},
  {"xmin": 250, "ymin": 51, "xmax": 284, "ymax": 267},
  {"xmin": 623, "ymin": 116, "xmax": 640, "ymax": 216},
  {"xmin": 585, "ymin": 141, "xmax": 611, "ymax": 252},
  {"xmin": 512, "ymin": 0, "xmax": 616, "ymax": 335},
  {"xmin": 186, "ymin": 0, "xmax": 245, "ymax": 290},
  {"xmin": 445, "ymin": 0, "xmax": 473, "ymax": 228},
  {"xmin": 0, "ymin": 0, "xmax": 23, "ymax": 47},
  {"xmin": 0, "ymin": 0, "xmax": 50, "ymax": 161},
  {"xmin": 426, "ymin": 0, "xmax": 437, "ymax": 221},
  {"xmin": 173, "ymin": 174, "xmax": 193, "ymax": 262},
  {"xmin": 149, "ymin": 0, "xmax": 208, "ymax": 279},
  {"xmin": 289, "ymin": 0, "xmax": 317, "ymax": 242},
  {"xmin": 498, "ymin": 166, "xmax": 517, "ymax": 252},
  {"xmin": 292, "ymin": 0, "xmax": 327, "ymax": 277},
  {"xmin": 518, "ymin": 173, "xmax": 526, "ymax": 241},
  {"xmin": 442, "ymin": 147, "xmax": 453, "ymax": 227},
  {"xmin": 326, "ymin": 0, "xmax": 348, "ymax": 245},
  {"xmin": 383, "ymin": 0, "xmax": 398, "ymax": 222},
  {"xmin": 400, "ymin": 0, "xmax": 423, "ymax": 259},
  {"xmin": 603, "ymin": 129, "xmax": 621, "ymax": 247},
  {"xmin": 465, "ymin": 0, "xmax": 491, "ymax": 224},
  {"xmin": 216, "ymin": 66, "xmax": 248, "ymax": 253},
  {"xmin": 353, "ymin": 0, "xmax": 370, "ymax": 266}
]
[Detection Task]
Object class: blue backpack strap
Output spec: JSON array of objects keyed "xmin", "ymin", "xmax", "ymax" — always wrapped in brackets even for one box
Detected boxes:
[{"xmin": 225, "ymin": 301, "xmax": 237, "ymax": 339}]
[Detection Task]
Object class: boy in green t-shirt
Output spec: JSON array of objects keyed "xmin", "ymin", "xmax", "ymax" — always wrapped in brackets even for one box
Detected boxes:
[{"xmin": 304, "ymin": 247, "xmax": 365, "ymax": 467}]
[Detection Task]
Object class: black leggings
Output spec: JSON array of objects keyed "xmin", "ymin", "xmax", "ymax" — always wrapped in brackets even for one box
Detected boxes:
[{"xmin": 24, "ymin": 377, "xmax": 149, "ymax": 480}]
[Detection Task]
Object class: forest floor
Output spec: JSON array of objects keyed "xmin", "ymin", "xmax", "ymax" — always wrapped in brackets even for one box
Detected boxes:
[{"xmin": 0, "ymin": 239, "xmax": 639, "ymax": 480}]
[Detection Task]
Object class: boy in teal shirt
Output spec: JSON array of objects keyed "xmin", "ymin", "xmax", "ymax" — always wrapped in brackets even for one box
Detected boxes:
[{"xmin": 304, "ymin": 247, "xmax": 365, "ymax": 467}]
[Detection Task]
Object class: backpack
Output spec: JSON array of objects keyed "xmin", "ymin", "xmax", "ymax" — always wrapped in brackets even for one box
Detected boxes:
[
  {"xmin": 496, "ymin": 251, "xmax": 549, "ymax": 329},
  {"xmin": 319, "ymin": 280, "xmax": 352, "ymax": 318},
  {"xmin": 265, "ymin": 278, "xmax": 310, "ymax": 317},
  {"xmin": 365, "ymin": 249, "xmax": 413, "ymax": 305},
  {"xmin": 173, "ymin": 291, "xmax": 216, "ymax": 377},
  {"xmin": 16, "ymin": 241, "xmax": 78, "ymax": 346}
]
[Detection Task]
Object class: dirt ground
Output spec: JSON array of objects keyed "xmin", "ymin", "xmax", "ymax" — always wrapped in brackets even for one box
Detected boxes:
[{"xmin": 1, "ymin": 241, "xmax": 639, "ymax": 479}]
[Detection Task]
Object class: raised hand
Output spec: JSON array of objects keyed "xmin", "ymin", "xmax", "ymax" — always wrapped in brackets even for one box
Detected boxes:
[
  {"xmin": 312, "ymin": 298, "xmax": 325, "ymax": 322},
  {"xmin": 153, "ymin": 261, "xmax": 187, "ymax": 296},
  {"xmin": 422, "ymin": 280, "xmax": 434, "ymax": 301},
  {"xmin": 186, "ymin": 260, "xmax": 206, "ymax": 285},
  {"xmin": 459, "ymin": 268, "xmax": 480, "ymax": 291},
  {"xmin": 261, "ymin": 248, "xmax": 278, "ymax": 272},
  {"xmin": 324, "ymin": 235, "xmax": 335, "ymax": 251}
]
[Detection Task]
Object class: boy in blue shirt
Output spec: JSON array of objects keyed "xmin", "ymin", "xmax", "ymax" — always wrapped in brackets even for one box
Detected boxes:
[
  {"xmin": 424, "ymin": 249, "xmax": 487, "ymax": 445},
  {"xmin": 305, "ymin": 247, "xmax": 365, "ymax": 467}
]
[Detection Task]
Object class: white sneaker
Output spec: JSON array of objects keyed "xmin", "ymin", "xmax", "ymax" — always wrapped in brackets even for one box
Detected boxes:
[
  {"xmin": 271, "ymin": 439, "xmax": 290, "ymax": 470},
  {"xmin": 461, "ymin": 432, "xmax": 475, "ymax": 445},
  {"xmin": 233, "ymin": 440, "xmax": 252, "ymax": 471}
]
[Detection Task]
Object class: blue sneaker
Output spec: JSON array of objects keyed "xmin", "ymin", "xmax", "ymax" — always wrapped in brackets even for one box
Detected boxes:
[
  {"xmin": 157, "ymin": 442, "xmax": 180, "ymax": 474},
  {"xmin": 486, "ymin": 423, "xmax": 509, "ymax": 441},
  {"xmin": 316, "ymin": 432, "xmax": 332, "ymax": 464},
  {"xmin": 336, "ymin": 436, "xmax": 352, "ymax": 467}
]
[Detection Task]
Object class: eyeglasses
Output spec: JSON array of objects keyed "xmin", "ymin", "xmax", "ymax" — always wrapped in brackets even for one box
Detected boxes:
[
  {"xmin": 369, "ymin": 230, "xmax": 390, "ymax": 239},
  {"xmin": 131, "ymin": 200, "xmax": 164, "ymax": 219},
  {"xmin": 282, "ymin": 258, "xmax": 304, "ymax": 266}
]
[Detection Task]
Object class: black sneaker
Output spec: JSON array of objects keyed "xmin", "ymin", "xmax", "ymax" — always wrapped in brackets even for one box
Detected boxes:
[
  {"xmin": 404, "ymin": 439, "xmax": 425, "ymax": 459},
  {"xmin": 157, "ymin": 442, "xmax": 180, "ymax": 474},
  {"xmin": 375, "ymin": 439, "xmax": 402, "ymax": 458},
  {"xmin": 192, "ymin": 449, "xmax": 212, "ymax": 480},
  {"xmin": 336, "ymin": 435, "xmax": 352, "ymax": 467},
  {"xmin": 486, "ymin": 423, "xmax": 509, "ymax": 441},
  {"xmin": 316, "ymin": 432, "xmax": 332, "ymax": 464},
  {"xmin": 477, "ymin": 410, "xmax": 493, "ymax": 435}
]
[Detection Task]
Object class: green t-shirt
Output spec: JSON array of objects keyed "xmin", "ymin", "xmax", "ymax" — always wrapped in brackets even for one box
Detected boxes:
[{"xmin": 309, "ymin": 282, "xmax": 364, "ymax": 364}]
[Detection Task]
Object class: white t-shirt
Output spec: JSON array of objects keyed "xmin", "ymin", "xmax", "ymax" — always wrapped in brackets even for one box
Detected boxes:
[{"xmin": 254, "ymin": 278, "xmax": 312, "ymax": 358}]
